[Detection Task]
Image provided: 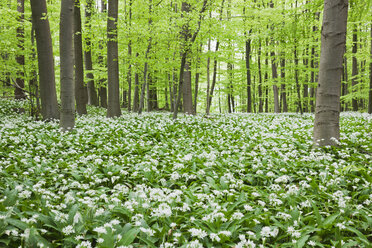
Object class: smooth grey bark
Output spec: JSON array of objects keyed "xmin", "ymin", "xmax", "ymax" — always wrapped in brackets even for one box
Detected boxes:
[
  {"xmin": 107, "ymin": 0, "xmax": 121, "ymax": 118},
  {"xmin": 15, "ymin": 0, "xmax": 26, "ymax": 100},
  {"xmin": 85, "ymin": 0, "xmax": 98, "ymax": 106},
  {"xmin": 313, "ymin": 0, "xmax": 348, "ymax": 147},
  {"xmin": 30, "ymin": 0, "xmax": 59, "ymax": 120},
  {"xmin": 60, "ymin": 0, "xmax": 75, "ymax": 130},
  {"xmin": 74, "ymin": 0, "xmax": 87, "ymax": 115},
  {"xmin": 133, "ymin": 69, "xmax": 140, "ymax": 112}
]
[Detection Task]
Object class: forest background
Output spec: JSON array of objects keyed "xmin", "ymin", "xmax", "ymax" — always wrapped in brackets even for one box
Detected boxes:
[{"xmin": 1, "ymin": 0, "xmax": 371, "ymax": 119}]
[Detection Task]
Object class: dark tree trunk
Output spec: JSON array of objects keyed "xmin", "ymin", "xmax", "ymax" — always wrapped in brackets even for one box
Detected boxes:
[
  {"xmin": 133, "ymin": 69, "xmax": 140, "ymax": 112},
  {"xmin": 280, "ymin": 55, "xmax": 288, "ymax": 112},
  {"xmin": 173, "ymin": 0, "xmax": 208, "ymax": 119},
  {"xmin": 206, "ymin": 1, "xmax": 225, "ymax": 115},
  {"xmin": 181, "ymin": 2, "xmax": 193, "ymax": 115},
  {"xmin": 341, "ymin": 57, "xmax": 348, "ymax": 111},
  {"xmin": 85, "ymin": 0, "xmax": 98, "ymax": 106},
  {"xmin": 303, "ymin": 48, "xmax": 309, "ymax": 112},
  {"xmin": 99, "ymin": 87, "xmax": 107, "ymax": 108},
  {"xmin": 127, "ymin": 0, "xmax": 133, "ymax": 112},
  {"xmin": 271, "ymin": 51, "xmax": 280, "ymax": 113},
  {"xmin": 294, "ymin": 45, "xmax": 303, "ymax": 114},
  {"xmin": 246, "ymin": 37, "xmax": 252, "ymax": 113},
  {"xmin": 369, "ymin": 24, "xmax": 372, "ymax": 114},
  {"xmin": 264, "ymin": 55, "xmax": 269, "ymax": 113},
  {"xmin": 107, "ymin": 0, "xmax": 121, "ymax": 118},
  {"xmin": 74, "ymin": 0, "xmax": 87, "ymax": 115},
  {"xmin": 258, "ymin": 40, "xmax": 263, "ymax": 112},
  {"xmin": 352, "ymin": 27, "xmax": 358, "ymax": 111},
  {"xmin": 15, "ymin": 0, "xmax": 26, "ymax": 100},
  {"xmin": 60, "ymin": 0, "xmax": 75, "ymax": 130},
  {"xmin": 30, "ymin": 0, "xmax": 59, "ymax": 120}
]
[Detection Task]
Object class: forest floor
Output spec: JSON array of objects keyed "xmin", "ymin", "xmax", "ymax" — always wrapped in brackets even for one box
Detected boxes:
[{"xmin": 0, "ymin": 99, "xmax": 371, "ymax": 248}]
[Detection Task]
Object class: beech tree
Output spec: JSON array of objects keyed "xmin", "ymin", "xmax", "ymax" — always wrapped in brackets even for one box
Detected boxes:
[
  {"xmin": 60, "ymin": 0, "xmax": 75, "ymax": 130},
  {"xmin": 30, "ymin": 0, "xmax": 59, "ymax": 120},
  {"xmin": 313, "ymin": 0, "xmax": 348, "ymax": 147},
  {"xmin": 74, "ymin": 0, "xmax": 87, "ymax": 115},
  {"xmin": 106, "ymin": 0, "xmax": 121, "ymax": 118}
]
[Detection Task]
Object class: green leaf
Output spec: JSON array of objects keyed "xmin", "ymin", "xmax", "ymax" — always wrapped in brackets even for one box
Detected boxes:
[
  {"xmin": 345, "ymin": 226, "xmax": 370, "ymax": 245},
  {"xmin": 118, "ymin": 227, "xmax": 140, "ymax": 246},
  {"xmin": 296, "ymin": 235, "xmax": 310, "ymax": 248}
]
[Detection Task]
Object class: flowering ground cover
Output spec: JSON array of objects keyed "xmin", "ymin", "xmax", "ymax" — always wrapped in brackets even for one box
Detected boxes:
[{"xmin": 0, "ymin": 99, "xmax": 371, "ymax": 248}]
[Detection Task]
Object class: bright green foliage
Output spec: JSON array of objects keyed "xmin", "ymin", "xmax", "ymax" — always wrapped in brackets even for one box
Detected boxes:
[
  {"xmin": 0, "ymin": 0, "xmax": 371, "ymax": 113},
  {"xmin": 0, "ymin": 99, "xmax": 371, "ymax": 247}
]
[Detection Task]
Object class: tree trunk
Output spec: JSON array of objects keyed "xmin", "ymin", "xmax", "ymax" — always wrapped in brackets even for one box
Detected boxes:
[
  {"xmin": 206, "ymin": 38, "xmax": 211, "ymax": 114},
  {"xmin": 246, "ymin": 37, "xmax": 252, "ymax": 113},
  {"xmin": 74, "ymin": 0, "xmax": 87, "ymax": 115},
  {"xmin": 107, "ymin": 0, "xmax": 121, "ymax": 118},
  {"xmin": 127, "ymin": 0, "xmax": 133, "ymax": 112},
  {"xmin": 206, "ymin": 1, "xmax": 225, "ymax": 115},
  {"xmin": 313, "ymin": 0, "xmax": 348, "ymax": 147},
  {"xmin": 85, "ymin": 0, "xmax": 98, "ymax": 106},
  {"xmin": 280, "ymin": 55, "xmax": 288, "ymax": 112},
  {"xmin": 341, "ymin": 56, "xmax": 348, "ymax": 111},
  {"xmin": 30, "ymin": 0, "xmax": 59, "ymax": 120},
  {"xmin": 181, "ymin": 2, "xmax": 193, "ymax": 115},
  {"xmin": 271, "ymin": 51, "xmax": 280, "ymax": 113},
  {"xmin": 264, "ymin": 55, "xmax": 269, "ymax": 113},
  {"xmin": 15, "ymin": 0, "xmax": 26, "ymax": 100},
  {"xmin": 193, "ymin": 44, "xmax": 202, "ymax": 114},
  {"xmin": 99, "ymin": 87, "xmax": 107, "ymax": 108},
  {"xmin": 133, "ymin": 70, "xmax": 140, "ymax": 112},
  {"xmin": 352, "ymin": 27, "xmax": 358, "ymax": 111},
  {"xmin": 369, "ymin": 24, "xmax": 372, "ymax": 114},
  {"xmin": 303, "ymin": 49, "xmax": 309, "ymax": 112},
  {"xmin": 258, "ymin": 40, "xmax": 263, "ymax": 112},
  {"xmin": 60, "ymin": 0, "xmax": 75, "ymax": 130},
  {"xmin": 173, "ymin": 0, "xmax": 209, "ymax": 119},
  {"xmin": 294, "ymin": 45, "xmax": 303, "ymax": 114}
]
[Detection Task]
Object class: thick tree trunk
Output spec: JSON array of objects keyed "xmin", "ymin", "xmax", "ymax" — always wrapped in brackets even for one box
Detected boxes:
[
  {"xmin": 30, "ymin": 0, "xmax": 59, "ymax": 120},
  {"xmin": 313, "ymin": 0, "xmax": 348, "ymax": 147},
  {"xmin": 60, "ymin": 0, "xmax": 75, "ymax": 130},
  {"xmin": 352, "ymin": 27, "xmax": 358, "ymax": 111},
  {"xmin": 264, "ymin": 55, "xmax": 269, "ymax": 113},
  {"xmin": 74, "ymin": 0, "xmax": 87, "ymax": 115},
  {"xmin": 15, "ymin": 0, "xmax": 26, "ymax": 100},
  {"xmin": 99, "ymin": 87, "xmax": 107, "ymax": 108},
  {"xmin": 193, "ymin": 46, "xmax": 201, "ymax": 114},
  {"xmin": 85, "ymin": 0, "xmax": 98, "ymax": 106},
  {"xmin": 107, "ymin": 0, "xmax": 121, "ymax": 118}
]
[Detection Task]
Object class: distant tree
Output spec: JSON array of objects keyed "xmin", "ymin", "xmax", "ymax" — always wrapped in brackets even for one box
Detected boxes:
[
  {"xmin": 30, "ymin": 0, "xmax": 59, "ymax": 120},
  {"xmin": 60, "ymin": 0, "xmax": 75, "ymax": 130},
  {"xmin": 313, "ymin": 0, "xmax": 348, "ymax": 146},
  {"xmin": 15, "ymin": 0, "xmax": 26, "ymax": 100},
  {"xmin": 106, "ymin": 0, "xmax": 121, "ymax": 118},
  {"xmin": 369, "ymin": 24, "xmax": 372, "ymax": 114}
]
